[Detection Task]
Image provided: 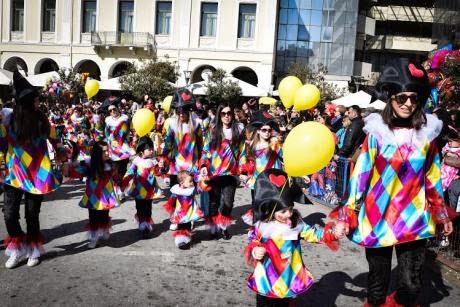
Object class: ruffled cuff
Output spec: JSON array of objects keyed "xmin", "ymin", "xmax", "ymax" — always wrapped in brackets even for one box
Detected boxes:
[
  {"xmin": 322, "ymin": 223, "xmax": 339, "ymax": 251},
  {"xmin": 163, "ymin": 197, "xmax": 176, "ymax": 215},
  {"xmin": 329, "ymin": 205, "xmax": 358, "ymax": 229},
  {"xmin": 244, "ymin": 241, "xmax": 265, "ymax": 267}
]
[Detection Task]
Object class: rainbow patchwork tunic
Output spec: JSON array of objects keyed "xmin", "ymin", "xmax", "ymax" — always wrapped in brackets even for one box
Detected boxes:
[
  {"xmin": 65, "ymin": 114, "xmax": 85, "ymax": 143},
  {"xmin": 245, "ymin": 141, "xmax": 283, "ymax": 189},
  {"xmin": 0, "ymin": 124, "xmax": 62, "ymax": 195},
  {"xmin": 246, "ymin": 221, "xmax": 325, "ymax": 298},
  {"xmin": 338, "ymin": 113, "xmax": 449, "ymax": 248},
  {"xmin": 169, "ymin": 184, "xmax": 203, "ymax": 224},
  {"xmin": 201, "ymin": 125, "xmax": 246, "ymax": 177},
  {"xmin": 162, "ymin": 117, "xmax": 202, "ymax": 176},
  {"xmin": 72, "ymin": 160, "xmax": 121, "ymax": 210},
  {"xmin": 122, "ymin": 156, "xmax": 162, "ymax": 199},
  {"xmin": 105, "ymin": 114, "xmax": 135, "ymax": 161}
]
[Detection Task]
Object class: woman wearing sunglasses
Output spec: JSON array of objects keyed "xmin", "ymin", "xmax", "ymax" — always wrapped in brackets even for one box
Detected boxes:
[
  {"xmin": 200, "ymin": 103, "xmax": 245, "ymax": 240},
  {"xmin": 334, "ymin": 59, "xmax": 453, "ymax": 306},
  {"xmin": 240, "ymin": 111, "xmax": 283, "ymax": 225},
  {"xmin": 105, "ymin": 103, "xmax": 135, "ymax": 194}
]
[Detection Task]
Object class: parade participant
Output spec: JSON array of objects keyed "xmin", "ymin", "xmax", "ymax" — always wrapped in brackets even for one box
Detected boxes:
[
  {"xmin": 122, "ymin": 136, "xmax": 160, "ymax": 238},
  {"xmin": 200, "ymin": 103, "xmax": 245, "ymax": 240},
  {"xmin": 1, "ymin": 71, "xmax": 63, "ymax": 268},
  {"xmin": 334, "ymin": 59, "xmax": 453, "ymax": 306},
  {"xmin": 163, "ymin": 170, "xmax": 204, "ymax": 250},
  {"xmin": 240, "ymin": 110, "xmax": 283, "ymax": 225},
  {"xmin": 65, "ymin": 106, "xmax": 86, "ymax": 143},
  {"xmin": 68, "ymin": 141, "xmax": 121, "ymax": 249},
  {"xmin": 105, "ymin": 103, "xmax": 135, "ymax": 188},
  {"xmin": 245, "ymin": 169, "xmax": 338, "ymax": 306},
  {"xmin": 162, "ymin": 88, "xmax": 202, "ymax": 230}
]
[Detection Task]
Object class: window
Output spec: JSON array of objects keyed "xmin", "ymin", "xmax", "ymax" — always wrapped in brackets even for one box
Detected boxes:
[
  {"xmin": 12, "ymin": 0, "xmax": 24, "ymax": 31},
  {"xmin": 200, "ymin": 2, "xmax": 218, "ymax": 37},
  {"xmin": 238, "ymin": 4, "xmax": 256, "ymax": 38},
  {"xmin": 82, "ymin": 1, "xmax": 97, "ymax": 33},
  {"xmin": 42, "ymin": 0, "xmax": 56, "ymax": 32},
  {"xmin": 119, "ymin": 1, "xmax": 134, "ymax": 33},
  {"xmin": 155, "ymin": 1, "xmax": 172, "ymax": 35}
]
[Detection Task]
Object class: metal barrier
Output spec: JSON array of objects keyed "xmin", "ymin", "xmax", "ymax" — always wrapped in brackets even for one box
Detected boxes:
[{"xmin": 429, "ymin": 220, "xmax": 460, "ymax": 273}]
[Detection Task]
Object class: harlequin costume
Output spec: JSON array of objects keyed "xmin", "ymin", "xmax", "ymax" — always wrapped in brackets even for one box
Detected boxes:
[
  {"xmin": 122, "ymin": 137, "xmax": 162, "ymax": 235},
  {"xmin": 163, "ymin": 184, "xmax": 203, "ymax": 249},
  {"xmin": 245, "ymin": 169, "xmax": 337, "ymax": 305},
  {"xmin": 71, "ymin": 158, "xmax": 121, "ymax": 243},
  {"xmin": 200, "ymin": 121, "xmax": 245, "ymax": 238},
  {"xmin": 333, "ymin": 59, "xmax": 451, "ymax": 306},
  {"xmin": 1, "ymin": 71, "xmax": 63, "ymax": 267},
  {"xmin": 105, "ymin": 113, "xmax": 135, "ymax": 162}
]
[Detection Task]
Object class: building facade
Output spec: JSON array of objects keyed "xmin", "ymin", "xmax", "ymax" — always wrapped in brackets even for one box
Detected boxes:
[{"xmin": 0, "ymin": 0, "xmax": 278, "ymax": 91}]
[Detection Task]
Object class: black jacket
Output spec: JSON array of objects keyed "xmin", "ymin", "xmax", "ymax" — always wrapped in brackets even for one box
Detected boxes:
[{"xmin": 338, "ymin": 117, "xmax": 365, "ymax": 157}]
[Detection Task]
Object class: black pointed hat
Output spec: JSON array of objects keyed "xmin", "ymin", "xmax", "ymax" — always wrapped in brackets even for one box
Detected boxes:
[
  {"xmin": 249, "ymin": 110, "xmax": 279, "ymax": 132},
  {"xmin": 136, "ymin": 136, "xmax": 154, "ymax": 154},
  {"xmin": 374, "ymin": 58, "xmax": 430, "ymax": 106},
  {"xmin": 13, "ymin": 71, "xmax": 38, "ymax": 105},
  {"xmin": 172, "ymin": 88, "xmax": 196, "ymax": 112},
  {"xmin": 253, "ymin": 169, "xmax": 303, "ymax": 222}
]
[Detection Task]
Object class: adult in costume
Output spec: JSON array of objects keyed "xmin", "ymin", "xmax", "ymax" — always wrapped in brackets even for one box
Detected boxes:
[{"xmin": 334, "ymin": 59, "xmax": 453, "ymax": 306}]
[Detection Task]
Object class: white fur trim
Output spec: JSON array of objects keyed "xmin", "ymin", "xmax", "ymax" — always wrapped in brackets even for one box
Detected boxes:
[
  {"xmin": 364, "ymin": 113, "xmax": 443, "ymax": 145},
  {"xmin": 5, "ymin": 245, "xmax": 26, "ymax": 258},
  {"xmin": 27, "ymin": 247, "xmax": 43, "ymax": 259},
  {"xmin": 208, "ymin": 224, "xmax": 218, "ymax": 234},
  {"xmin": 138, "ymin": 222, "xmax": 153, "ymax": 231},
  {"xmin": 170, "ymin": 184, "xmax": 195, "ymax": 196},
  {"xmin": 174, "ymin": 235, "xmax": 191, "ymax": 246}
]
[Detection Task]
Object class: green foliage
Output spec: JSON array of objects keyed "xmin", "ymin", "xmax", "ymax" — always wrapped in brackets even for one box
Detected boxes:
[
  {"xmin": 286, "ymin": 63, "xmax": 346, "ymax": 104},
  {"xmin": 206, "ymin": 68, "xmax": 242, "ymax": 106},
  {"xmin": 119, "ymin": 57, "xmax": 178, "ymax": 102},
  {"xmin": 56, "ymin": 67, "xmax": 85, "ymax": 100}
]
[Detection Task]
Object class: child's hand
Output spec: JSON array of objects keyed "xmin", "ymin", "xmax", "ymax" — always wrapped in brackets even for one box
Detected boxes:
[{"xmin": 252, "ymin": 246, "xmax": 267, "ymax": 260}]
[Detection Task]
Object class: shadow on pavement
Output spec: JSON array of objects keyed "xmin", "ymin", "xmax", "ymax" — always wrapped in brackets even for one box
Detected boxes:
[{"xmin": 41, "ymin": 218, "xmax": 126, "ymax": 244}]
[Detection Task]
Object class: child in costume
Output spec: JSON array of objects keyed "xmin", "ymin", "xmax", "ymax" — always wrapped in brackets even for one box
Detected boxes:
[
  {"xmin": 163, "ymin": 170, "xmax": 204, "ymax": 250},
  {"xmin": 441, "ymin": 127, "xmax": 460, "ymax": 191},
  {"xmin": 244, "ymin": 169, "xmax": 338, "ymax": 306},
  {"xmin": 122, "ymin": 136, "xmax": 160, "ymax": 238},
  {"xmin": 68, "ymin": 141, "xmax": 121, "ymax": 248}
]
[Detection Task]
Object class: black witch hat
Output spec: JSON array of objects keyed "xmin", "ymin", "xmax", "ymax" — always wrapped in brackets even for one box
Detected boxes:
[
  {"xmin": 374, "ymin": 58, "xmax": 430, "ymax": 105},
  {"xmin": 172, "ymin": 88, "xmax": 196, "ymax": 112},
  {"xmin": 253, "ymin": 169, "xmax": 303, "ymax": 223},
  {"xmin": 13, "ymin": 71, "xmax": 38, "ymax": 105},
  {"xmin": 249, "ymin": 110, "xmax": 279, "ymax": 132}
]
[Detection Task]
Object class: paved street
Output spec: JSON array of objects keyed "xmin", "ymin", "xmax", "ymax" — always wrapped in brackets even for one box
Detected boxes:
[{"xmin": 1, "ymin": 182, "xmax": 460, "ymax": 306}]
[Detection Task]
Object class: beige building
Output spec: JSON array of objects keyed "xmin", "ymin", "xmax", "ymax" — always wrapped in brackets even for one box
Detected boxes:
[{"xmin": 0, "ymin": 0, "xmax": 278, "ymax": 91}]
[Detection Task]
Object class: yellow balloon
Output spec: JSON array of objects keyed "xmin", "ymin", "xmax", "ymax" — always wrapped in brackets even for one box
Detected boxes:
[
  {"xmin": 132, "ymin": 108, "xmax": 156, "ymax": 137},
  {"xmin": 293, "ymin": 84, "xmax": 321, "ymax": 111},
  {"xmin": 283, "ymin": 121, "xmax": 335, "ymax": 176},
  {"xmin": 259, "ymin": 97, "xmax": 277, "ymax": 106},
  {"xmin": 278, "ymin": 76, "xmax": 302, "ymax": 108},
  {"xmin": 85, "ymin": 79, "xmax": 100, "ymax": 99},
  {"xmin": 162, "ymin": 96, "xmax": 173, "ymax": 113}
]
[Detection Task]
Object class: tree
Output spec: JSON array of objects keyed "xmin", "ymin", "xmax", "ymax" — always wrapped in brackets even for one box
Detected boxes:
[
  {"xmin": 206, "ymin": 68, "xmax": 242, "ymax": 106},
  {"xmin": 286, "ymin": 63, "xmax": 347, "ymax": 104},
  {"xmin": 56, "ymin": 67, "xmax": 85, "ymax": 100},
  {"xmin": 119, "ymin": 56, "xmax": 178, "ymax": 102}
]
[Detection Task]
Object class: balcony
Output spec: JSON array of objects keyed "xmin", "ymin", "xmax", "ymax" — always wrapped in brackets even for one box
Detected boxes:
[{"xmin": 91, "ymin": 32, "xmax": 155, "ymax": 53}]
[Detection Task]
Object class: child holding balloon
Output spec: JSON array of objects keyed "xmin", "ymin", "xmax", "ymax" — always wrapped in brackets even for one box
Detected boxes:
[{"xmin": 244, "ymin": 169, "xmax": 338, "ymax": 306}]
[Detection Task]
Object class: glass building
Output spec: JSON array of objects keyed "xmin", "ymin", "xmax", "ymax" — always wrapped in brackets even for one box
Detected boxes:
[{"xmin": 276, "ymin": 0, "xmax": 358, "ymax": 77}]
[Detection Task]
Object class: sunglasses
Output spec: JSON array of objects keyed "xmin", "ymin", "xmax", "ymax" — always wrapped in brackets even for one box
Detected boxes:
[
  {"xmin": 109, "ymin": 108, "xmax": 117, "ymax": 112},
  {"xmin": 220, "ymin": 111, "xmax": 233, "ymax": 117},
  {"xmin": 260, "ymin": 128, "xmax": 272, "ymax": 133},
  {"xmin": 391, "ymin": 94, "xmax": 418, "ymax": 105}
]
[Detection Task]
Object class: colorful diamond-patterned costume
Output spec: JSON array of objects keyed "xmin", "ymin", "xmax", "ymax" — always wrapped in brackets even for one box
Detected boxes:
[
  {"xmin": 71, "ymin": 159, "xmax": 121, "ymax": 210},
  {"xmin": 0, "ymin": 124, "xmax": 62, "ymax": 195},
  {"xmin": 336, "ymin": 113, "xmax": 449, "ymax": 248},
  {"xmin": 245, "ymin": 141, "xmax": 283, "ymax": 190},
  {"xmin": 245, "ymin": 221, "xmax": 327, "ymax": 298},
  {"xmin": 105, "ymin": 114, "xmax": 135, "ymax": 161},
  {"xmin": 122, "ymin": 156, "xmax": 163, "ymax": 199},
  {"xmin": 169, "ymin": 184, "xmax": 203, "ymax": 224},
  {"xmin": 162, "ymin": 116, "xmax": 202, "ymax": 176}
]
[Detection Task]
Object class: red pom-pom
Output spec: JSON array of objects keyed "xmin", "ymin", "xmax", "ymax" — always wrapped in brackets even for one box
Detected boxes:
[
  {"xmin": 163, "ymin": 197, "xmax": 176, "ymax": 215},
  {"xmin": 172, "ymin": 229, "xmax": 192, "ymax": 238},
  {"xmin": 329, "ymin": 206, "xmax": 358, "ymax": 229},
  {"xmin": 244, "ymin": 241, "xmax": 265, "ymax": 267},
  {"xmin": 210, "ymin": 213, "xmax": 233, "ymax": 227},
  {"xmin": 323, "ymin": 223, "xmax": 339, "ymax": 251},
  {"xmin": 408, "ymin": 63, "xmax": 424, "ymax": 78}
]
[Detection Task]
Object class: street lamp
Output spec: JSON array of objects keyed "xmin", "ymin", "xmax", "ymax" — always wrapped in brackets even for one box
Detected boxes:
[{"xmin": 183, "ymin": 70, "xmax": 191, "ymax": 85}]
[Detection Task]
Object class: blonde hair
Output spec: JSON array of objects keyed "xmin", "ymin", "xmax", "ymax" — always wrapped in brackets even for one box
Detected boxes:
[
  {"xmin": 177, "ymin": 170, "xmax": 193, "ymax": 185},
  {"xmin": 342, "ymin": 116, "xmax": 352, "ymax": 128}
]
